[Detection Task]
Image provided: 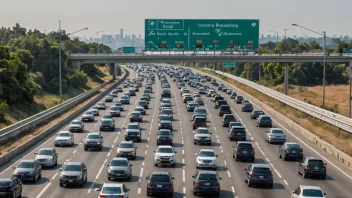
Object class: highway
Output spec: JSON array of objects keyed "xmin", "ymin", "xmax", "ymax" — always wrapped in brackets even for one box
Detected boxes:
[{"xmin": 0, "ymin": 66, "xmax": 352, "ymax": 198}]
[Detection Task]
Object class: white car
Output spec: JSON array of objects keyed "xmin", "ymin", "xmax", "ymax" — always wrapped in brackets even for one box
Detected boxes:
[
  {"xmin": 54, "ymin": 131, "xmax": 74, "ymax": 147},
  {"xmin": 196, "ymin": 149, "xmax": 217, "ymax": 170},
  {"xmin": 291, "ymin": 185, "xmax": 326, "ymax": 198},
  {"xmin": 154, "ymin": 145, "xmax": 176, "ymax": 167},
  {"xmin": 193, "ymin": 127, "xmax": 212, "ymax": 145},
  {"xmin": 96, "ymin": 183, "xmax": 130, "ymax": 198}
]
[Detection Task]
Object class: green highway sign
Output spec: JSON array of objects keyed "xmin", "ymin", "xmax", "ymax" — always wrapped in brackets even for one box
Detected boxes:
[
  {"xmin": 145, "ymin": 19, "xmax": 259, "ymax": 51},
  {"xmin": 224, "ymin": 62, "xmax": 237, "ymax": 68},
  {"xmin": 122, "ymin": 47, "xmax": 135, "ymax": 54}
]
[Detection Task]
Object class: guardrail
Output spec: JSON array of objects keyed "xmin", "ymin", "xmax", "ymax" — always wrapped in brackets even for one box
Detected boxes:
[
  {"xmin": 205, "ymin": 68, "xmax": 352, "ymax": 134},
  {"xmin": 0, "ymin": 71, "xmax": 125, "ymax": 144}
]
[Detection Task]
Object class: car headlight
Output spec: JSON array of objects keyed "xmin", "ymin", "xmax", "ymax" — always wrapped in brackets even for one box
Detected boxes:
[
  {"xmin": 96, "ymin": 142, "xmax": 101, "ymax": 145},
  {"xmin": 155, "ymin": 155, "xmax": 160, "ymax": 159},
  {"xmin": 117, "ymin": 149, "xmax": 121, "ymax": 154},
  {"xmin": 77, "ymin": 173, "xmax": 83, "ymax": 179},
  {"xmin": 28, "ymin": 171, "xmax": 35, "ymax": 176},
  {"xmin": 125, "ymin": 169, "xmax": 130, "ymax": 174},
  {"xmin": 67, "ymin": 139, "xmax": 72, "ymax": 143},
  {"xmin": 170, "ymin": 155, "xmax": 175, "ymax": 159},
  {"xmin": 206, "ymin": 137, "xmax": 212, "ymax": 140}
]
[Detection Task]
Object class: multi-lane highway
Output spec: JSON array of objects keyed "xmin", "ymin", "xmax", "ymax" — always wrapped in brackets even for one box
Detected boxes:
[{"xmin": 0, "ymin": 65, "xmax": 352, "ymax": 198}]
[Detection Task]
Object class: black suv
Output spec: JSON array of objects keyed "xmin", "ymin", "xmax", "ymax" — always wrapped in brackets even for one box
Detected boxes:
[
  {"xmin": 241, "ymin": 103, "xmax": 253, "ymax": 112},
  {"xmin": 59, "ymin": 162, "xmax": 87, "ymax": 187},
  {"xmin": 215, "ymin": 100, "xmax": 228, "ymax": 109},
  {"xmin": 161, "ymin": 89, "xmax": 171, "ymax": 98},
  {"xmin": 146, "ymin": 172, "xmax": 174, "ymax": 197},
  {"xmin": 298, "ymin": 157, "xmax": 326, "ymax": 179},
  {"xmin": 219, "ymin": 105, "xmax": 231, "ymax": 116},
  {"xmin": 0, "ymin": 178, "xmax": 22, "ymax": 198},
  {"xmin": 157, "ymin": 129, "xmax": 173, "ymax": 145},
  {"xmin": 228, "ymin": 126, "xmax": 246, "ymax": 141},
  {"xmin": 222, "ymin": 114, "xmax": 236, "ymax": 127},
  {"xmin": 192, "ymin": 171, "xmax": 222, "ymax": 197},
  {"xmin": 130, "ymin": 111, "xmax": 143, "ymax": 122},
  {"xmin": 256, "ymin": 115, "xmax": 272, "ymax": 127},
  {"xmin": 245, "ymin": 164, "xmax": 273, "ymax": 188},
  {"xmin": 159, "ymin": 115, "xmax": 173, "ymax": 130},
  {"xmin": 251, "ymin": 110, "xmax": 265, "ymax": 119},
  {"xmin": 235, "ymin": 96, "xmax": 244, "ymax": 104},
  {"xmin": 233, "ymin": 141, "xmax": 255, "ymax": 162},
  {"xmin": 279, "ymin": 142, "xmax": 303, "ymax": 161}
]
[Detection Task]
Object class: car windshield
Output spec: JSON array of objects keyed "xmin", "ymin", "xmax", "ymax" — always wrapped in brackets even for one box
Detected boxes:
[
  {"xmin": 132, "ymin": 112, "xmax": 140, "ymax": 116},
  {"xmin": 254, "ymin": 111, "xmax": 264, "ymax": 114},
  {"xmin": 128, "ymin": 125, "xmax": 139, "ymax": 129},
  {"xmin": 127, "ymin": 131, "xmax": 139, "ymax": 136},
  {"xmin": 18, "ymin": 162, "xmax": 34, "ymax": 168},
  {"xmin": 111, "ymin": 160, "xmax": 128, "ymax": 166},
  {"xmin": 272, "ymin": 130, "xmax": 283, "ymax": 134},
  {"xmin": 102, "ymin": 187, "xmax": 122, "ymax": 194},
  {"xmin": 302, "ymin": 189, "xmax": 324, "ymax": 197},
  {"xmin": 221, "ymin": 106, "xmax": 230, "ymax": 110},
  {"xmin": 159, "ymin": 130, "xmax": 171, "ymax": 135},
  {"xmin": 237, "ymin": 96, "xmax": 243, "ymax": 99},
  {"xmin": 110, "ymin": 107, "xmax": 119, "ymax": 111},
  {"xmin": 230, "ymin": 122, "xmax": 242, "ymax": 127},
  {"xmin": 71, "ymin": 121, "xmax": 81, "ymax": 125},
  {"xmin": 195, "ymin": 117, "xmax": 206, "ymax": 122},
  {"xmin": 150, "ymin": 175, "xmax": 170, "ymax": 182},
  {"xmin": 197, "ymin": 129, "xmax": 209, "ymax": 134},
  {"xmin": 121, "ymin": 96, "xmax": 128, "ymax": 99},
  {"xmin": 63, "ymin": 165, "xmax": 82, "ymax": 171},
  {"xmin": 308, "ymin": 160, "xmax": 324, "ymax": 166},
  {"xmin": 161, "ymin": 110, "xmax": 172, "ymax": 114},
  {"xmin": 224, "ymin": 115, "xmax": 235, "ymax": 119},
  {"xmin": 195, "ymin": 109, "xmax": 207, "ymax": 113},
  {"xmin": 238, "ymin": 143, "xmax": 253, "ymax": 149},
  {"xmin": 139, "ymin": 101, "xmax": 147, "ymax": 105},
  {"xmin": 102, "ymin": 120, "xmax": 112, "ymax": 124},
  {"xmin": 87, "ymin": 135, "xmax": 100, "ymax": 139},
  {"xmin": 115, "ymin": 103, "xmax": 122, "ymax": 106},
  {"xmin": 261, "ymin": 116, "xmax": 271, "ymax": 120},
  {"xmin": 161, "ymin": 103, "xmax": 171, "ymax": 107},
  {"xmin": 136, "ymin": 108, "xmax": 144, "ymax": 111},
  {"xmin": 0, "ymin": 181, "xmax": 11, "ymax": 186},
  {"xmin": 120, "ymin": 143, "xmax": 134, "ymax": 148},
  {"xmin": 98, "ymin": 102, "xmax": 104, "ymax": 105},
  {"xmin": 38, "ymin": 150, "xmax": 52, "ymax": 155},
  {"xmin": 199, "ymin": 151, "xmax": 215, "ymax": 157},
  {"xmin": 189, "ymin": 103, "xmax": 198, "ymax": 107},
  {"xmin": 232, "ymin": 128, "xmax": 245, "ymax": 133},
  {"xmin": 157, "ymin": 147, "xmax": 174, "ymax": 153},
  {"xmin": 198, "ymin": 174, "xmax": 217, "ymax": 181},
  {"xmin": 244, "ymin": 104, "xmax": 252, "ymax": 107},
  {"xmin": 84, "ymin": 111, "xmax": 93, "ymax": 115},
  {"xmin": 103, "ymin": 115, "xmax": 112, "ymax": 119},
  {"xmin": 160, "ymin": 116, "xmax": 171, "ymax": 121},
  {"xmin": 287, "ymin": 144, "xmax": 300, "ymax": 149},
  {"xmin": 252, "ymin": 167, "xmax": 271, "ymax": 174},
  {"xmin": 58, "ymin": 132, "xmax": 70, "ymax": 137}
]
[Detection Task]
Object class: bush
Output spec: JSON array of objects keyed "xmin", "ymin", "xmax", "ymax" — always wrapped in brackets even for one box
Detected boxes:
[
  {"xmin": 69, "ymin": 70, "xmax": 88, "ymax": 88},
  {"xmin": 0, "ymin": 101, "xmax": 9, "ymax": 120}
]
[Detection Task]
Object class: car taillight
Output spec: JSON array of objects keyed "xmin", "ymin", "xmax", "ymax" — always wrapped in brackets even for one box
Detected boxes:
[
  {"xmin": 195, "ymin": 181, "xmax": 201, "ymax": 185},
  {"xmin": 270, "ymin": 173, "xmax": 273, "ymax": 177},
  {"xmin": 168, "ymin": 182, "xmax": 173, "ymax": 187},
  {"xmin": 148, "ymin": 181, "xmax": 153, "ymax": 186},
  {"xmin": 99, "ymin": 196, "xmax": 106, "ymax": 198},
  {"xmin": 306, "ymin": 165, "xmax": 310, "ymax": 169},
  {"xmin": 285, "ymin": 150, "xmax": 289, "ymax": 153},
  {"xmin": 236, "ymin": 149, "xmax": 239, "ymax": 153},
  {"xmin": 249, "ymin": 172, "xmax": 254, "ymax": 177},
  {"xmin": 215, "ymin": 182, "xmax": 220, "ymax": 186},
  {"xmin": 118, "ymin": 196, "xmax": 125, "ymax": 198}
]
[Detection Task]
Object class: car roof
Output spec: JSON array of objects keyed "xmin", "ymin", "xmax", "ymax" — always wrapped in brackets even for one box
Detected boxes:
[
  {"xmin": 159, "ymin": 129, "xmax": 171, "ymax": 132},
  {"xmin": 251, "ymin": 164, "xmax": 270, "ymax": 168},
  {"xmin": 157, "ymin": 145, "xmax": 173, "ymax": 148},
  {"xmin": 199, "ymin": 149, "xmax": 215, "ymax": 152},
  {"xmin": 112, "ymin": 157, "xmax": 128, "ymax": 161},
  {"xmin": 197, "ymin": 127, "xmax": 208, "ymax": 130},
  {"xmin": 128, "ymin": 122, "xmax": 139, "ymax": 125},
  {"xmin": 0, "ymin": 178, "xmax": 12, "ymax": 182},
  {"xmin": 66, "ymin": 162, "xmax": 82, "ymax": 165},
  {"xmin": 305, "ymin": 157, "xmax": 323, "ymax": 160},
  {"xmin": 120, "ymin": 141, "xmax": 133, "ymax": 144},
  {"xmin": 102, "ymin": 183, "xmax": 123, "ymax": 188},
  {"xmin": 300, "ymin": 185, "xmax": 323, "ymax": 190},
  {"xmin": 72, "ymin": 119, "xmax": 81, "ymax": 122},
  {"xmin": 269, "ymin": 128, "xmax": 282, "ymax": 131},
  {"xmin": 19, "ymin": 159, "xmax": 35, "ymax": 163},
  {"xmin": 285, "ymin": 142, "xmax": 299, "ymax": 145},
  {"xmin": 136, "ymin": 106, "xmax": 145, "ymax": 109},
  {"xmin": 131, "ymin": 111, "xmax": 141, "ymax": 113},
  {"xmin": 58, "ymin": 131, "xmax": 70, "ymax": 133},
  {"xmin": 230, "ymin": 126, "xmax": 245, "ymax": 129},
  {"xmin": 198, "ymin": 171, "xmax": 217, "ymax": 174},
  {"xmin": 259, "ymin": 115, "xmax": 270, "ymax": 118},
  {"xmin": 88, "ymin": 132, "xmax": 101, "ymax": 136},
  {"xmin": 151, "ymin": 171, "xmax": 171, "ymax": 176},
  {"xmin": 237, "ymin": 141, "xmax": 252, "ymax": 145},
  {"xmin": 39, "ymin": 148, "xmax": 54, "ymax": 151}
]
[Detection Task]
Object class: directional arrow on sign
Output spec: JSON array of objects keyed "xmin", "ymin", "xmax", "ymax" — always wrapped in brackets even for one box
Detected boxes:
[{"xmin": 251, "ymin": 22, "xmax": 256, "ymax": 27}]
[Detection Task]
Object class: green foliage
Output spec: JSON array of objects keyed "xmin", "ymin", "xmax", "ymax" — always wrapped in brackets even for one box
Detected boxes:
[
  {"xmin": 69, "ymin": 70, "xmax": 88, "ymax": 88},
  {"xmin": 0, "ymin": 102, "xmax": 8, "ymax": 120}
]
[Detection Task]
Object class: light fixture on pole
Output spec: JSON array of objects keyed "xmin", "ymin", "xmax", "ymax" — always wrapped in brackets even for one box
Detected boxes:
[
  {"xmin": 267, "ymin": 30, "xmax": 279, "ymax": 43},
  {"xmin": 292, "ymin": 23, "xmax": 326, "ymax": 108},
  {"xmin": 96, "ymin": 30, "xmax": 104, "ymax": 54},
  {"xmin": 58, "ymin": 21, "xmax": 88, "ymax": 103}
]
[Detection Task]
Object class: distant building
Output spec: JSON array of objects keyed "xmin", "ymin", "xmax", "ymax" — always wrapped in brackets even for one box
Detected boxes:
[{"xmin": 120, "ymin": 29, "xmax": 124, "ymax": 40}]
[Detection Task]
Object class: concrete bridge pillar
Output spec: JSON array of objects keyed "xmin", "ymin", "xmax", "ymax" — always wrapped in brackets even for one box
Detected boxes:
[
  {"xmin": 71, "ymin": 60, "xmax": 81, "ymax": 70},
  {"xmin": 109, "ymin": 63, "xmax": 121, "ymax": 80}
]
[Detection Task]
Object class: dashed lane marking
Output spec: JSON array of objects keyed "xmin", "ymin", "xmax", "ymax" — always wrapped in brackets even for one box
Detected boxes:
[
  {"xmin": 283, "ymin": 180, "xmax": 288, "ymax": 186},
  {"xmin": 274, "ymin": 169, "xmax": 282, "ymax": 178},
  {"xmin": 227, "ymin": 170, "xmax": 231, "ymax": 178}
]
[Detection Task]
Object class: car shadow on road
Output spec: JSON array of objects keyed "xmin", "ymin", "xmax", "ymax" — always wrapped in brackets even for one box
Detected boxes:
[
  {"xmin": 306, "ymin": 174, "xmax": 334, "ymax": 181},
  {"xmin": 134, "ymin": 156, "xmax": 145, "ymax": 161},
  {"xmin": 23, "ymin": 176, "xmax": 49, "ymax": 185},
  {"xmin": 172, "ymin": 143, "xmax": 183, "ymax": 148},
  {"xmin": 142, "ymin": 120, "xmax": 150, "ymax": 124}
]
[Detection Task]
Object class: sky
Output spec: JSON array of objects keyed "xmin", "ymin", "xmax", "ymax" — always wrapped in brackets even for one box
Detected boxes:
[{"xmin": 1, "ymin": 0, "xmax": 351, "ymax": 38}]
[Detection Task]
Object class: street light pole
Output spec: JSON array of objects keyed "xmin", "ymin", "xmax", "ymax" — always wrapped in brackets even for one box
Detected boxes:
[
  {"xmin": 292, "ymin": 24, "xmax": 327, "ymax": 108},
  {"xmin": 96, "ymin": 30, "xmax": 103, "ymax": 54},
  {"xmin": 283, "ymin": 29, "xmax": 289, "ymax": 40}
]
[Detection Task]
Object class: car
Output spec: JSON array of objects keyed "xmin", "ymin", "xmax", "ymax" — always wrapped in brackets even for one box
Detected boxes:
[
  {"xmin": 235, "ymin": 95, "xmax": 244, "ymax": 104},
  {"xmin": 34, "ymin": 148, "xmax": 58, "ymax": 168},
  {"xmin": 228, "ymin": 121, "xmax": 243, "ymax": 128},
  {"xmin": 230, "ymin": 91, "xmax": 238, "ymax": 99},
  {"xmin": 222, "ymin": 87, "xmax": 228, "ymax": 92},
  {"xmin": 265, "ymin": 128, "xmax": 286, "ymax": 144},
  {"xmin": 279, "ymin": 142, "xmax": 304, "ymax": 161},
  {"xmin": 116, "ymin": 141, "xmax": 137, "ymax": 159},
  {"xmin": 219, "ymin": 105, "xmax": 231, "ymax": 116},
  {"xmin": 192, "ymin": 107, "xmax": 208, "ymax": 121},
  {"xmin": 69, "ymin": 120, "xmax": 84, "ymax": 132},
  {"xmin": 138, "ymin": 100, "xmax": 149, "ymax": 109},
  {"xmin": 54, "ymin": 131, "xmax": 74, "ymax": 147},
  {"xmin": 222, "ymin": 114, "xmax": 236, "ymax": 127},
  {"xmin": 215, "ymin": 100, "xmax": 228, "ymax": 109},
  {"xmin": 187, "ymin": 102, "xmax": 199, "ymax": 112},
  {"xmin": 256, "ymin": 115, "xmax": 272, "ymax": 127},
  {"xmin": 211, "ymin": 94, "xmax": 221, "ymax": 102},
  {"xmin": 130, "ymin": 111, "xmax": 142, "ymax": 122},
  {"xmin": 206, "ymin": 89, "xmax": 216, "ymax": 97},
  {"xmin": 194, "ymin": 97, "xmax": 204, "ymax": 106},
  {"xmin": 123, "ymin": 83, "xmax": 128, "ymax": 88},
  {"xmin": 245, "ymin": 164, "xmax": 273, "ymax": 188},
  {"xmin": 146, "ymin": 171, "xmax": 174, "ymax": 197},
  {"xmin": 134, "ymin": 85, "xmax": 139, "ymax": 92},
  {"xmin": 154, "ymin": 145, "xmax": 176, "ymax": 167},
  {"xmin": 125, "ymin": 123, "xmax": 142, "ymax": 142},
  {"xmin": 100, "ymin": 118, "xmax": 115, "ymax": 131},
  {"xmin": 226, "ymin": 89, "xmax": 233, "ymax": 94},
  {"xmin": 59, "ymin": 162, "xmax": 87, "ymax": 187},
  {"xmin": 161, "ymin": 88, "xmax": 171, "ymax": 98},
  {"xmin": 114, "ymin": 102, "xmax": 124, "ymax": 111},
  {"xmin": 84, "ymin": 132, "xmax": 103, "ymax": 151},
  {"xmin": 105, "ymin": 95, "xmax": 113, "ymax": 102},
  {"xmin": 242, "ymin": 100, "xmax": 250, "ymax": 105},
  {"xmin": 102, "ymin": 114, "xmax": 115, "ymax": 123},
  {"xmin": 196, "ymin": 149, "xmax": 218, "ymax": 170},
  {"xmin": 12, "ymin": 160, "xmax": 41, "ymax": 183},
  {"xmin": 228, "ymin": 126, "xmax": 246, "ymax": 141},
  {"xmin": 128, "ymin": 88, "xmax": 136, "ymax": 96},
  {"xmin": 90, "ymin": 106, "xmax": 100, "ymax": 116},
  {"xmin": 157, "ymin": 129, "xmax": 173, "ymax": 145},
  {"xmin": 291, "ymin": 185, "xmax": 326, "ymax": 198},
  {"xmin": 135, "ymin": 106, "xmax": 146, "ymax": 115},
  {"xmin": 109, "ymin": 106, "xmax": 121, "ymax": 117},
  {"xmin": 160, "ymin": 109, "xmax": 173, "ymax": 120},
  {"xmin": 96, "ymin": 102, "xmax": 106, "ymax": 110},
  {"xmin": 97, "ymin": 183, "xmax": 130, "ymax": 197},
  {"xmin": 198, "ymin": 87, "xmax": 206, "ymax": 94},
  {"xmin": 0, "ymin": 178, "xmax": 23, "ymax": 198},
  {"xmin": 158, "ymin": 115, "xmax": 173, "ymax": 130},
  {"xmin": 81, "ymin": 111, "xmax": 94, "ymax": 122},
  {"xmin": 107, "ymin": 158, "xmax": 133, "ymax": 181},
  {"xmin": 183, "ymin": 95, "xmax": 193, "ymax": 103},
  {"xmin": 242, "ymin": 103, "xmax": 253, "ymax": 112},
  {"xmin": 192, "ymin": 171, "xmax": 221, "ymax": 197},
  {"xmin": 119, "ymin": 95, "xmax": 130, "ymax": 104},
  {"xmin": 141, "ymin": 96, "xmax": 150, "ymax": 104},
  {"xmin": 160, "ymin": 98, "xmax": 171, "ymax": 104},
  {"xmin": 192, "ymin": 116, "xmax": 207, "ymax": 129},
  {"xmin": 159, "ymin": 102, "xmax": 172, "ymax": 110},
  {"xmin": 193, "ymin": 127, "xmax": 212, "ymax": 145},
  {"xmin": 116, "ymin": 86, "xmax": 123, "ymax": 92},
  {"xmin": 251, "ymin": 110, "xmax": 265, "ymax": 119},
  {"xmin": 298, "ymin": 157, "xmax": 327, "ymax": 179},
  {"xmin": 233, "ymin": 141, "xmax": 255, "ymax": 162}
]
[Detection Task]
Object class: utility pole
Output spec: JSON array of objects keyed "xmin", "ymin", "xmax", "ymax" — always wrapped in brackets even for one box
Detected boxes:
[
  {"xmin": 59, "ymin": 20, "xmax": 62, "ymax": 103},
  {"xmin": 283, "ymin": 29, "xmax": 289, "ymax": 40}
]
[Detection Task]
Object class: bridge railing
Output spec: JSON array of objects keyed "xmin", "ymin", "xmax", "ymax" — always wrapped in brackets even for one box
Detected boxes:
[{"xmin": 205, "ymin": 68, "xmax": 352, "ymax": 134}]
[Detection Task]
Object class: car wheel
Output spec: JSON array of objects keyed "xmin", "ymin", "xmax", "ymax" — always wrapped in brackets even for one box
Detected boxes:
[
  {"xmin": 303, "ymin": 171, "xmax": 308, "ymax": 178},
  {"xmin": 169, "ymin": 192, "xmax": 173, "ymax": 197},
  {"xmin": 171, "ymin": 164, "xmax": 175, "ymax": 168},
  {"xmin": 247, "ymin": 180, "xmax": 251, "ymax": 187},
  {"xmin": 321, "ymin": 174, "xmax": 326, "ymax": 179},
  {"xmin": 108, "ymin": 177, "xmax": 111, "ymax": 181},
  {"xmin": 269, "ymin": 184, "xmax": 273, "ymax": 188},
  {"xmin": 33, "ymin": 175, "xmax": 37, "ymax": 183},
  {"xmin": 193, "ymin": 191, "xmax": 197, "ymax": 195},
  {"xmin": 193, "ymin": 142, "xmax": 196, "ymax": 145},
  {"xmin": 283, "ymin": 155, "xmax": 287, "ymax": 161},
  {"xmin": 279, "ymin": 153, "xmax": 282, "ymax": 158},
  {"xmin": 154, "ymin": 163, "xmax": 158, "ymax": 167},
  {"xmin": 84, "ymin": 147, "xmax": 87, "ymax": 151},
  {"xmin": 251, "ymin": 157, "xmax": 255, "ymax": 162},
  {"xmin": 60, "ymin": 183, "xmax": 63, "ymax": 187}
]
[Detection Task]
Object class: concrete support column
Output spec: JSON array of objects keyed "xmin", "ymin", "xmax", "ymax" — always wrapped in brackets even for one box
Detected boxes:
[
  {"xmin": 109, "ymin": 63, "xmax": 116, "ymax": 80},
  {"xmin": 115, "ymin": 63, "xmax": 121, "ymax": 76},
  {"xmin": 72, "ymin": 60, "xmax": 81, "ymax": 70},
  {"xmin": 349, "ymin": 60, "xmax": 352, "ymax": 118},
  {"xmin": 284, "ymin": 63, "xmax": 289, "ymax": 95},
  {"xmin": 258, "ymin": 63, "xmax": 261, "ymax": 81}
]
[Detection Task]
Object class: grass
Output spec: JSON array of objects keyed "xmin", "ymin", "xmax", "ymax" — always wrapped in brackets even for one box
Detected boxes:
[{"xmin": 199, "ymin": 68, "xmax": 352, "ymax": 156}]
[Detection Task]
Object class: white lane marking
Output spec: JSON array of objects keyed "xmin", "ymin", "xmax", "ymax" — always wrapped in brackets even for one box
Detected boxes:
[
  {"xmin": 111, "ymin": 145, "xmax": 115, "ymax": 148},
  {"xmin": 217, "ymin": 139, "xmax": 220, "ymax": 143},
  {"xmin": 283, "ymin": 180, "xmax": 288, "ymax": 186},
  {"xmin": 36, "ymin": 183, "xmax": 51, "ymax": 198},
  {"xmin": 183, "ymin": 187, "xmax": 186, "ymax": 194},
  {"xmin": 221, "ymin": 150, "xmax": 224, "ymax": 153},
  {"xmin": 140, "ymin": 167, "xmax": 144, "ymax": 178},
  {"xmin": 107, "ymin": 152, "xmax": 110, "ymax": 157},
  {"xmin": 216, "ymin": 135, "xmax": 219, "ymax": 139},
  {"xmin": 231, "ymin": 186, "xmax": 235, "ymax": 193},
  {"xmin": 227, "ymin": 170, "xmax": 231, "ymax": 178},
  {"xmin": 51, "ymin": 172, "xmax": 58, "ymax": 180},
  {"xmin": 274, "ymin": 169, "xmax": 282, "ymax": 178},
  {"xmin": 224, "ymin": 160, "xmax": 227, "ymax": 166},
  {"xmin": 73, "ymin": 150, "xmax": 76, "ymax": 154},
  {"xmin": 182, "ymin": 149, "xmax": 184, "ymax": 155},
  {"xmin": 88, "ymin": 182, "xmax": 95, "ymax": 193},
  {"xmin": 183, "ymin": 169, "xmax": 186, "ymax": 182},
  {"xmin": 251, "ymin": 137, "xmax": 254, "ymax": 140},
  {"xmin": 138, "ymin": 188, "xmax": 141, "ymax": 194},
  {"xmin": 182, "ymin": 158, "xmax": 185, "ymax": 164},
  {"xmin": 95, "ymin": 162, "xmax": 105, "ymax": 180},
  {"xmin": 114, "ymin": 136, "xmax": 118, "ymax": 143},
  {"xmin": 270, "ymin": 163, "xmax": 275, "ymax": 169},
  {"xmin": 257, "ymin": 146, "xmax": 265, "ymax": 156},
  {"xmin": 145, "ymin": 150, "xmax": 147, "ymax": 155},
  {"xmin": 146, "ymin": 145, "xmax": 148, "ymax": 148},
  {"xmin": 147, "ymin": 137, "xmax": 150, "ymax": 141},
  {"xmin": 266, "ymin": 158, "xmax": 270, "ymax": 163},
  {"xmin": 142, "ymin": 162, "xmax": 145, "ymax": 166},
  {"xmin": 219, "ymin": 145, "xmax": 222, "ymax": 149},
  {"xmin": 182, "ymin": 140, "xmax": 184, "ymax": 144}
]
